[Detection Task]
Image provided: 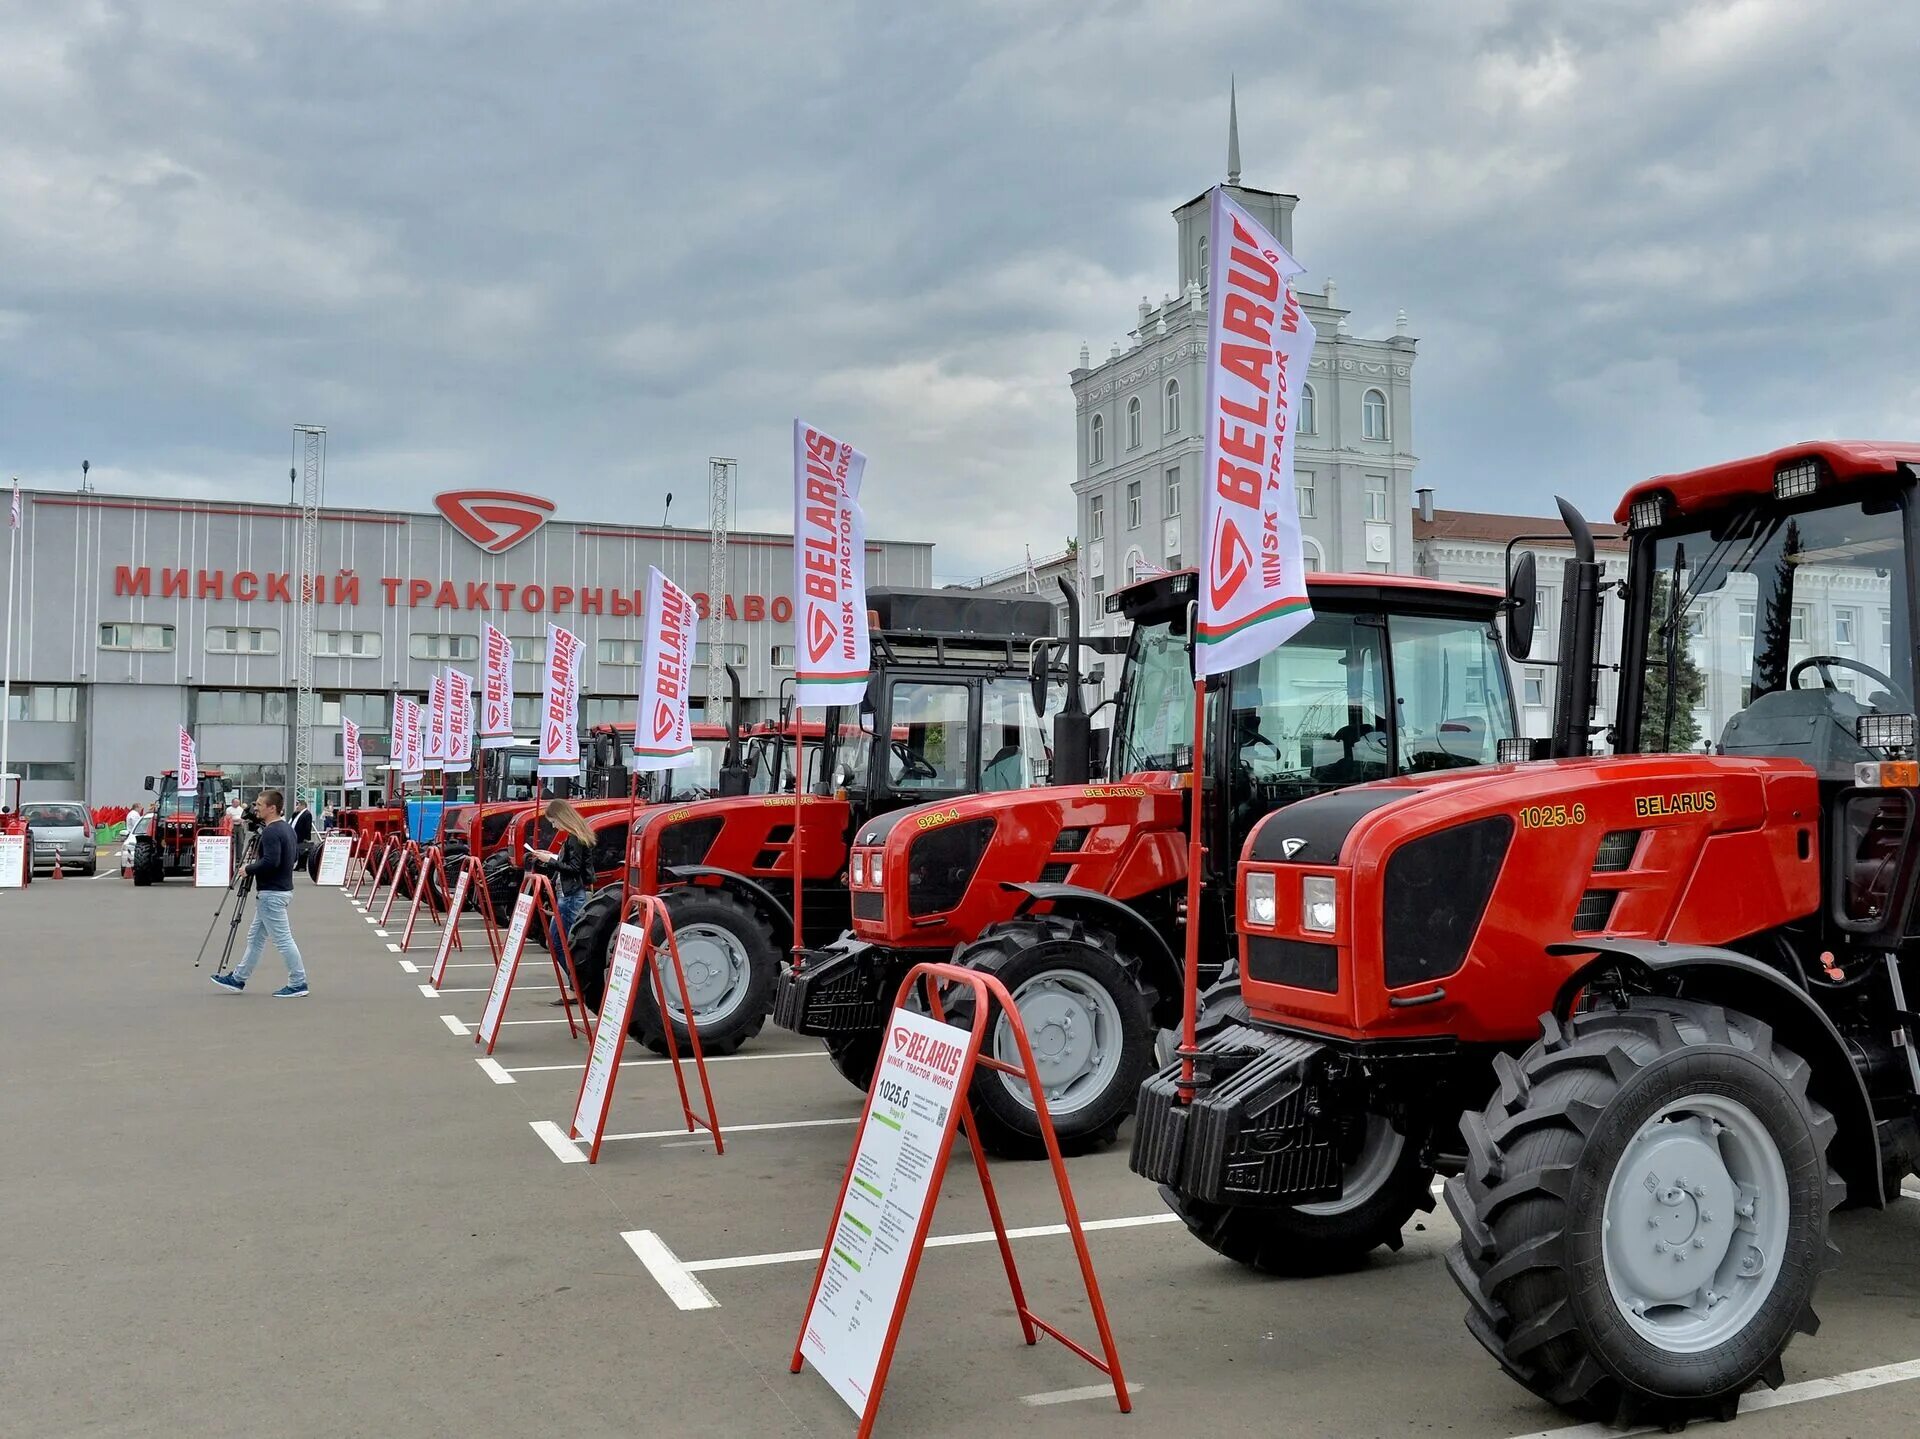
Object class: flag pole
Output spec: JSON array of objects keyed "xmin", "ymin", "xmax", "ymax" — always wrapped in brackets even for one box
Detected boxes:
[
  {"xmin": 1178, "ymin": 606, "xmax": 1206, "ymax": 1102},
  {"xmin": 790, "ymin": 700, "xmax": 806, "ymax": 963},
  {"xmin": 0, "ymin": 489, "xmax": 17, "ymax": 802}
]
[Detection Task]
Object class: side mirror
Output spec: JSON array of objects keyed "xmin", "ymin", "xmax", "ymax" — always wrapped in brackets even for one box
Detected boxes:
[
  {"xmin": 144, "ymin": 775, "xmax": 156, "ymax": 791},
  {"xmin": 1505, "ymin": 551, "xmax": 1538, "ymax": 660},
  {"xmin": 1029, "ymin": 643, "xmax": 1051, "ymax": 719},
  {"xmin": 858, "ymin": 694, "xmax": 877, "ymax": 736},
  {"xmin": 1087, "ymin": 727, "xmax": 1110, "ymax": 780}
]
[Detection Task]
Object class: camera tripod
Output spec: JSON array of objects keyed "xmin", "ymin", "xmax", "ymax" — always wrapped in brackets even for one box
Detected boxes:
[{"xmin": 194, "ymin": 830, "xmax": 262, "ymax": 974}]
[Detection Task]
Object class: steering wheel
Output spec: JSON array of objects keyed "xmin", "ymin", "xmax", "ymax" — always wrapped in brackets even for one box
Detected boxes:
[
  {"xmin": 1790, "ymin": 654, "xmax": 1902, "ymax": 699},
  {"xmin": 891, "ymin": 740, "xmax": 938, "ymax": 781}
]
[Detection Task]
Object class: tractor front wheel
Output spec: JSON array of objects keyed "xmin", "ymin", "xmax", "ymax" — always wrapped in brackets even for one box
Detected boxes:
[
  {"xmin": 132, "ymin": 837, "xmax": 160, "ymax": 887},
  {"xmin": 949, "ymin": 916, "xmax": 1155, "ymax": 1159},
  {"xmin": 566, "ymin": 888, "xmax": 625, "ymax": 1015},
  {"xmin": 825, "ymin": 1032, "xmax": 883, "ymax": 1092},
  {"xmin": 1446, "ymin": 996, "xmax": 1842, "ymax": 1427},
  {"xmin": 629, "ymin": 887, "xmax": 778, "ymax": 1057}
]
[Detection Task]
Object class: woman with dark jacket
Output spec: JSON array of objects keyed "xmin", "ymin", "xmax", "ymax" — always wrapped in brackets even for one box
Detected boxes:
[{"xmin": 526, "ymin": 799, "xmax": 597, "ymax": 983}]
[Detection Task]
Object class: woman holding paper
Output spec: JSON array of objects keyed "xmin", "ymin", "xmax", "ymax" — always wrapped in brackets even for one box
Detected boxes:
[{"xmin": 526, "ymin": 799, "xmax": 597, "ymax": 989}]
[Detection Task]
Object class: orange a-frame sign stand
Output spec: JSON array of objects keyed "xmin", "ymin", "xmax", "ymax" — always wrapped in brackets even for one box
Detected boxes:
[
  {"xmin": 473, "ymin": 871, "xmax": 588, "ymax": 1054},
  {"xmin": 567, "ymin": 894, "xmax": 723, "ymax": 1163},
  {"xmin": 398, "ymin": 844, "xmax": 452, "ymax": 951},
  {"xmin": 789, "ymin": 962, "xmax": 1130, "ymax": 1435},
  {"xmin": 351, "ymin": 833, "xmax": 384, "ymax": 898},
  {"xmin": 363, "ymin": 836, "xmax": 403, "ymax": 909},
  {"xmin": 442, "ymin": 851, "xmax": 503, "ymax": 968},
  {"xmin": 379, "ymin": 840, "xmax": 427, "ymax": 926}
]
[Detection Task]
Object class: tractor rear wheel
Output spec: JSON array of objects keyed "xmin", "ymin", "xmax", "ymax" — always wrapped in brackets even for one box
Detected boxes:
[
  {"xmin": 948, "ymin": 916, "xmax": 1155, "ymax": 1159},
  {"xmin": 825, "ymin": 1033, "xmax": 883, "ymax": 1092},
  {"xmin": 1446, "ymin": 997, "xmax": 1842, "ymax": 1427},
  {"xmin": 566, "ymin": 888, "xmax": 624, "ymax": 1015},
  {"xmin": 629, "ymin": 887, "xmax": 777, "ymax": 1057}
]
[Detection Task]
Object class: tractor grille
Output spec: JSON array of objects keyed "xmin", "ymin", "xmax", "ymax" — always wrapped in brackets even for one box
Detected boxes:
[
  {"xmin": 1038, "ymin": 862, "xmax": 1072, "ymax": 884},
  {"xmin": 852, "ymin": 890, "xmax": 885, "ymax": 922},
  {"xmin": 1244, "ymin": 936, "xmax": 1338, "ymax": 993},
  {"xmin": 1054, "ymin": 827, "xmax": 1088, "ymax": 853},
  {"xmin": 1592, "ymin": 829, "xmax": 1641, "ymax": 872},
  {"xmin": 1382, "ymin": 816, "xmax": 1513, "ymax": 989},
  {"xmin": 658, "ymin": 816, "xmax": 723, "ymax": 871},
  {"xmin": 907, "ymin": 818, "xmax": 995, "ymax": 917},
  {"xmin": 1572, "ymin": 889, "xmax": 1617, "ymax": 933}
]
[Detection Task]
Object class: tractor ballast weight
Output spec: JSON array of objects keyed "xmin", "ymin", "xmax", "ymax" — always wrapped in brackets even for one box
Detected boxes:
[{"xmin": 1139, "ymin": 441, "xmax": 1920, "ymax": 1427}]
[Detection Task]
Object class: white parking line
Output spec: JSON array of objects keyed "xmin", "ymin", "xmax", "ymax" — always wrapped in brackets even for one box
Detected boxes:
[
  {"xmin": 387, "ymin": 943, "xmax": 403, "ymax": 953},
  {"xmin": 1511, "ymin": 1356, "xmax": 1920, "ymax": 1439},
  {"xmin": 429, "ymin": 984, "xmax": 559, "ymax": 995},
  {"xmin": 440, "ymin": 1015, "xmax": 469, "ymax": 1036},
  {"xmin": 502, "ymin": 1050, "xmax": 826, "ymax": 1075},
  {"xmin": 417, "ymin": 983, "xmax": 440, "ymax": 998},
  {"xmin": 529, "ymin": 1119, "xmax": 588, "ymax": 1164},
  {"xmin": 626, "ymin": 1212, "xmax": 1182, "ymax": 1311},
  {"xmin": 374, "ymin": 929, "xmax": 390, "ymax": 937},
  {"xmin": 1023, "ymin": 1382, "xmax": 1140, "ymax": 1407},
  {"xmin": 363, "ymin": 916, "xmax": 377, "ymax": 924},
  {"xmin": 603, "ymin": 1115, "xmax": 855, "ymax": 1146},
  {"xmin": 397, "ymin": 959, "xmax": 419, "ymax": 973},
  {"xmin": 475, "ymin": 1058, "xmax": 515, "ymax": 1084}
]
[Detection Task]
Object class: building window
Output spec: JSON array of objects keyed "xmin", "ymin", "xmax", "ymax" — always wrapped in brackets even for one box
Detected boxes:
[
  {"xmin": 24, "ymin": 761, "xmax": 78, "ymax": 782},
  {"xmin": 1089, "ymin": 495, "xmax": 1104, "ymax": 542},
  {"xmin": 1164, "ymin": 466, "xmax": 1180, "ymax": 517},
  {"xmin": 1092, "ymin": 571, "xmax": 1107, "ymax": 603},
  {"xmin": 1089, "ymin": 413, "xmax": 1104, "ymax": 465},
  {"xmin": 1362, "ymin": 388, "xmax": 1389, "ymax": 441},
  {"xmin": 1198, "ymin": 235, "xmax": 1208, "ymax": 286},
  {"xmin": 1297, "ymin": 472, "xmax": 1315, "ymax": 518},
  {"xmin": 1164, "ymin": 379, "xmax": 1180, "ymax": 433},
  {"xmin": 1365, "ymin": 475, "xmax": 1389, "ymax": 522},
  {"xmin": 1736, "ymin": 602, "xmax": 1755, "ymax": 641},
  {"xmin": 1126, "ymin": 480, "xmax": 1142, "ymax": 529},
  {"xmin": 1834, "ymin": 607, "xmax": 1856, "ymax": 646},
  {"xmin": 692, "ymin": 642, "xmax": 748, "ymax": 668},
  {"xmin": 1524, "ymin": 669, "xmax": 1547, "ymax": 707},
  {"xmin": 1125, "ymin": 553, "xmax": 1139, "ymax": 586},
  {"xmin": 98, "ymin": 622, "xmax": 175, "ymax": 652},
  {"xmin": 1790, "ymin": 605, "xmax": 1809, "ymax": 644},
  {"xmin": 317, "ymin": 693, "xmax": 388, "ymax": 730},
  {"xmin": 408, "ymin": 633, "xmax": 478, "ymax": 661},
  {"xmin": 5, "ymin": 685, "xmax": 79, "ymax": 722},
  {"xmin": 598, "ymin": 639, "xmax": 643, "ymax": 665},
  {"xmin": 1536, "ymin": 589, "xmax": 1554, "ymax": 637},
  {"xmin": 315, "ymin": 630, "xmax": 381, "ymax": 658},
  {"xmin": 509, "ymin": 635, "xmax": 544, "ymax": 664},
  {"xmin": 192, "ymin": 690, "xmax": 290, "ymax": 726},
  {"xmin": 206, "ymin": 626, "xmax": 280, "ymax": 655},
  {"xmin": 772, "ymin": 645, "xmax": 795, "ymax": 669},
  {"xmin": 1300, "ymin": 382, "xmax": 1317, "ymax": 436},
  {"xmin": 1367, "ymin": 561, "xmax": 1390, "ymax": 574},
  {"xmin": 580, "ymin": 696, "xmax": 629, "ymax": 727},
  {"xmin": 1300, "ymin": 538, "xmax": 1323, "ymax": 574},
  {"xmin": 1126, "ymin": 397, "xmax": 1142, "ymax": 449},
  {"xmin": 1166, "ymin": 550, "xmax": 1182, "ymax": 568},
  {"xmin": 510, "ymin": 695, "xmax": 543, "ymax": 731}
]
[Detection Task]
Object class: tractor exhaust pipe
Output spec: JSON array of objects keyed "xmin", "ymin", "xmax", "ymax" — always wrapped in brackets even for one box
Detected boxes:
[
  {"xmin": 1550, "ymin": 497, "xmax": 1601, "ymax": 759},
  {"xmin": 1049, "ymin": 578, "xmax": 1093, "ymax": 784},
  {"xmin": 717, "ymin": 663, "xmax": 750, "ymax": 797}
]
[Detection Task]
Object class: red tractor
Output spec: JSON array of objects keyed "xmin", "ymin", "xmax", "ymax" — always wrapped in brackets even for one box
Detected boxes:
[
  {"xmin": 566, "ymin": 588, "xmax": 1060, "ymax": 1056},
  {"xmin": 779, "ymin": 569, "xmax": 1520, "ymax": 1155},
  {"xmin": 131, "ymin": 770, "xmax": 233, "ymax": 885},
  {"xmin": 1135, "ymin": 441, "xmax": 1920, "ymax": 1426}
]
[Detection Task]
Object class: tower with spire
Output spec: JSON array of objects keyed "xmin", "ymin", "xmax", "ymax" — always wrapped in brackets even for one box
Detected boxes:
[{"xmin": 1065, "ymin": 84, "xmax": 1419, "ymax": 624}]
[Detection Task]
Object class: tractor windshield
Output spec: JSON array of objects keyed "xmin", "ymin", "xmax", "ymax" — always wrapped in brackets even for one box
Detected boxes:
[
  {"xmin": 1116, "ymin": 618, "xmax": 1196, "ymax": 773},
  {"xmin": 1633, "ymin": 491, "xmax": 1913, "ymax": 753}
]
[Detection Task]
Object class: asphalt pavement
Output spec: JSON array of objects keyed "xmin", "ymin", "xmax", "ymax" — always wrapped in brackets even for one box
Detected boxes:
[{"xmin": 4, "ymin": 866, "xmax": 1920, "ymax": 1437}]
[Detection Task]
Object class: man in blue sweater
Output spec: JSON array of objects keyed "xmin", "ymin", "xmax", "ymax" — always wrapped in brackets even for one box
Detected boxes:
[{"xmin": 210, "ymin": 789, "xmax": 309, "ymax": 997}]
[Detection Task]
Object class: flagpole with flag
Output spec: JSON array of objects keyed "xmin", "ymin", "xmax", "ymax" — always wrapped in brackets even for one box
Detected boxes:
[
  {"xmin": 1178, "ymin": 187, "xmax": 1318, "ymax": 1099},
  {"xmin": 1, "ymin": 480, "xmax": 18, "ymax": 807}
]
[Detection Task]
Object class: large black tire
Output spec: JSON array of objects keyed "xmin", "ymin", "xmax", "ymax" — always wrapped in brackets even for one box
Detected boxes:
[
  {"xmin": 1446, "ymin": 997, "xmax": 1843, "ymax": 1427},
  {"xmin": 567, "ymin": 888, "xmax": 624, "ymax": 1014},
  {"xmin": 482, "ymin": 852, "xmax": 523, "ymax": 931},
  {"xmin": 631, "ymin": 887, "xmax": 779, "ymax": 1057},
  {"xmin": 948, "ymin": 915, "xmax": 1156, "ymax": 1159},
  {"xmin": 826, "ymin": 1033, "xmax": 884, "ymax": 1092},
  {"xmin": 132, "ymin": 837, "xmax": 160, "ymax": 887}
]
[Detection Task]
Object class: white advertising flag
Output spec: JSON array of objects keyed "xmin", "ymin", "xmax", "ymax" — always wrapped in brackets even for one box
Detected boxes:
[
  {"xmin": 792, "ymin": 420, "xmax": 871, "ymax": 707},
  {"xmin": 538, "ymin": 623, "xmax": 583, "ymax": 778},
  {"xmin": 445, "ymin": 669, "xmax": 473, "ymax": 774},
  {"xmin": 400, "ymin": 698, "xmax": 425, "ymax": 781},
  {"xmin": 424, "ymin": 672, "xmax": 449, "ymax": 768},
  {"xmin": 479, "ymin": 622, "xmax": 514, "ymax": 749},
  {"xmin": 634, "ymin": 566, "xmax": 699, "ymax": 770},
  {"xmin": 390, "ymin": 694, "xmax": 407, "ymax": 777},
  {"xmin": 177, "ymin": 727, "xmax": 199, "ymax": 796},
  {"xmin": 1196, "ymin": 187, "xmax": 1317, "ymax": 677},
  {"xmin": 343, "ymin": 718, "xmax": 363, "ymax": 786}
]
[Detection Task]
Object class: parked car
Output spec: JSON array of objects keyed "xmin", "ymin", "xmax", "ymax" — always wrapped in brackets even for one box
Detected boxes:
[
  {"xmin": 120, "ymin": 813, "xmax": 151, "ymax": 877},
  {"xmin": 23, "ymin": 802, "xmax": 96, "ymax": 876}
]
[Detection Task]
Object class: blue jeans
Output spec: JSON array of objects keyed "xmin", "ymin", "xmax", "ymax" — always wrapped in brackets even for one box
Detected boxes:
[
  {"xmin": 548, "ymin": 887, "xmax": 587, "ymax": 971},
  {"xmin": 236, "ymin": 890, "xmax": 307, "ymax": 987}
]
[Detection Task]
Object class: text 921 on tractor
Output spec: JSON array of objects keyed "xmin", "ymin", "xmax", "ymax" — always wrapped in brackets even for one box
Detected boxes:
[
  {"xmin": 562, "ymin": 588, "xmax": 1060, "ymax": 1057},
  {"xmin": 1135, "ymin": 441, "xmax": 1920, "ymax": 1427},
  {"xmin": 132, "ymin": 770, "xmax": 232, "ymax": 885},
  {"xmin": 778, "ymin": 567, "xmax": 1521, "ymax": 1156}
]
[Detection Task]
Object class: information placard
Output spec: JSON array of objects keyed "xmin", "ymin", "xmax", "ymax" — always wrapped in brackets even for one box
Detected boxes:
[
  {"xmin": 476, "ymin": 891, "xmax": 535, "ymax": 1052},
  {"xmin": 570, "ymin": 922, "xmax": 648, "ymax": 1159},
  {"xmin": 0, "ymin": 833, "xmax": 24, "ymax": 888},
  {"xmin": 316, "ymin": 834, "xmax": 352, "ymax": 887},
  {"xmin": 194, "ymin": 834, "xmax": 232, "ymax": 888},
  {"xmin": 429, "ymin": 868, "xmax": 473, "ymax": 990},
  {"xmin": 799, "ymin": 1007, "xmax": 970, "ymax": 1415}
]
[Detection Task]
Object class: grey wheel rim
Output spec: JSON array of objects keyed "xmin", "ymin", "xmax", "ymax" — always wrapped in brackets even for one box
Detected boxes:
[
  {"xmin": 992, "ymin": 968, "xmax": 1126, "ymax": 1119},
  {"xmin": 657, "ymin": 922, "xmax": 752, "ymax": 1028},
  {"xmin": 1601, "ymin": 1092, "xmax": 1792, "ymax": 1354},
  {"xmin": 1297, "ymin": 1115, "xmax": 1406, "ymax": 1217}
]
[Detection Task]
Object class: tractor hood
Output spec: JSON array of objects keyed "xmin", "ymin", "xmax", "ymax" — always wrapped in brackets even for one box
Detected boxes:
[
  {"xmin": 629, "ymin": 790, "xmax": 852, "ymax": 896},
  {"xmin": 1238, "ymin": 753, "xmax": 1823, "ymax": 1044}
]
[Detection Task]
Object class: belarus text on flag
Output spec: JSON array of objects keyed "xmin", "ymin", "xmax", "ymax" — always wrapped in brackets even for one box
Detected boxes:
[
  {"xmin": 1196, "ymin": 187, "xmax": 1318, "ymax": 678},
  {"xmin": 177, "ymin": 727, "xmax": 198, "ymax": 795},
  {"xmin": 343, "ymin": 718, "xmax": 363, "ymax": 786},
  {"xmin": 444, "ymin": 669, "xmax": 474, "ymax": 774},
  {"xmin": 425, "ymin": 672, "xmax": 449, "ymax": 767},
  {"xmin": 479, "ymin": 623, "xmax": 514, "ymax": 749},
  {"xmin": 538, "ymin": 623, "xmax": 583, "ymax": 778},
  {"xmin": 792, "ymin": 420, "xmax": 871, "ymax": 708},
  {"xmin": 635, "ymin": 566, "xmax": 699, "ymax": 770}
]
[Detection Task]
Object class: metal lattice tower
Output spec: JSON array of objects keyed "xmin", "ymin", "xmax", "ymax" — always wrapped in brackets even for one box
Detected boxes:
[
  {"xmin": 290, "ymin": 425, "xmax": 326, "ymax": 801},
  {"xmin": 706, "ymin": 457, "xmax": 735, "ymax": 713}
]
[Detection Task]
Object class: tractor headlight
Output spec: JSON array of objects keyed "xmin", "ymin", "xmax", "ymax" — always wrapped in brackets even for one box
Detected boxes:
[
  {"xmin": 850, "ymin": 852, "xmax": 866, "ymax": 886},
  {"xmin": 1244, "ymin": 871, "xmax": 1277, "ymax": 928},
  {"xmin": 1301, "ymin": 876, "xmax": 1337, "ymax": 933}
]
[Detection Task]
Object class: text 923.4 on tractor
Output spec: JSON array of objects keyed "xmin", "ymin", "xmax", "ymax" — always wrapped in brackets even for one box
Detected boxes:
[{"xmin": 1136, "ymin": 441, "xmax": 1920, "ymax": 1427}]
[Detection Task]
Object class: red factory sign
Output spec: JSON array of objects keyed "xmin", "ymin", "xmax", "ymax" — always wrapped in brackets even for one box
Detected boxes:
[{"xmin": 110, "ymin": 566, "xmax": 791, "ymax": 622}]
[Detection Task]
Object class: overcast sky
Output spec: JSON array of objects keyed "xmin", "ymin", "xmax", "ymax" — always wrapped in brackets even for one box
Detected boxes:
[{"xmin": 4, "ymin": 0, "xmax": 1917, "ymax": 581}]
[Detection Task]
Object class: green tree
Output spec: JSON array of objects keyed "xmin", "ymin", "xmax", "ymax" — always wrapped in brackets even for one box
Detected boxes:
[{"xmin": 1639, "ymin": 573, "xmax": 1709, "ymax": 752}]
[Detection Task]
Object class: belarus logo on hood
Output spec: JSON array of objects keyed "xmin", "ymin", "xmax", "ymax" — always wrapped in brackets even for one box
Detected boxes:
[{"xmin": 435, "ymin": 490, "xmax": 557, "ymax": 555}]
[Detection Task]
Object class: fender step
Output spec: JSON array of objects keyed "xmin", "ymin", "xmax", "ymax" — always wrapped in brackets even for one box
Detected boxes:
[{"xmin": 1129, "ymin": 1024, "xmax": 1339, "ymax": 1207}]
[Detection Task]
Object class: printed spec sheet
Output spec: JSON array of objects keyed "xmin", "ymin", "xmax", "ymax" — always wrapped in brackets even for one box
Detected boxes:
[{"xmin": 800, "ymin": 1007, "xmax": 972, "ymax": 1414}]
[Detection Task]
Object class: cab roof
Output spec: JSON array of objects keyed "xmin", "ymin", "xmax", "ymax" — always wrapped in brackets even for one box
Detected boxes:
[
  {"xmin": 1617, "ymin": 440, "xmax": 1920, "ymax": 524},
  {"xmin": 1112, "ymin": 566, "xmax": 1502, "ymax": 622}
]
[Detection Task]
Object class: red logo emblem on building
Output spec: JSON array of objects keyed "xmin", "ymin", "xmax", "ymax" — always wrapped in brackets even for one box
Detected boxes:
[{"xmin": 434, "ymin": 490, "xmax": 557, "ymax": 555}]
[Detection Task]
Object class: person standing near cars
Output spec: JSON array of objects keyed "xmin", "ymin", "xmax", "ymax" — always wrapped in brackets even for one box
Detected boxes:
[{"xmin": 209, "ymin": 789, "xmax": 308, "ymax": 997}]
